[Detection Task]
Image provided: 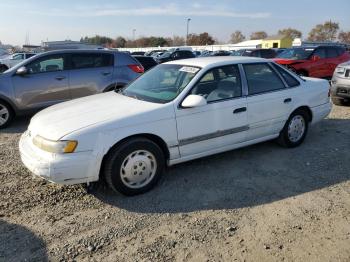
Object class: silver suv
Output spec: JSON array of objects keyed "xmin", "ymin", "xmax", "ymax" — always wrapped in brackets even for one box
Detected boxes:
[
  {"xmin": 331, "ymin": 60, "xmax": 350, "ymax": 106},
  {"xmin": 0, "ymin": 50, "xmax": 144, "ymax": 128}
]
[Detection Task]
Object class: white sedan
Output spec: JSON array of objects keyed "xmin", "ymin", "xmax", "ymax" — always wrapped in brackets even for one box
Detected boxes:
[{"xmin": 19, "ymin": 57, "xmax": 331, "ymax": 195}]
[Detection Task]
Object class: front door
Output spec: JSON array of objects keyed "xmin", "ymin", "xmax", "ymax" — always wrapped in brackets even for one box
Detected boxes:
[
  {"xmin": 176, "ymin": 65, "xmax": 248, "ymax": 157},
  {"xmin": 12, "ymin": 53, "xmax": 70, "ymax": 110}
]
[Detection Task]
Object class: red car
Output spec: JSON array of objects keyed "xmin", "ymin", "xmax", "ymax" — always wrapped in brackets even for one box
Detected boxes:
[{"xmin": 273, "ymin": 46, "xmax": 350, "ymax": 79}]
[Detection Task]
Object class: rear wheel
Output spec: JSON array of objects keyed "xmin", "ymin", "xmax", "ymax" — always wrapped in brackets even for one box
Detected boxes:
[
  {"xmin": 0, "ymin": 100, "xmax": 14, "ymax": 129},
  {"xmin": 277, "ymin": 110, "xmax": 309, "ymax": 148},
  {"xmin": 103, "ymin": 137, "xmax": 165, "ymax": 196}
]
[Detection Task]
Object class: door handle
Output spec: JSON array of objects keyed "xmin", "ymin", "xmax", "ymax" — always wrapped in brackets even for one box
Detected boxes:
[
  {"xmin": 55, "ymin": 76, "xmax": 66, "ymax": 81},
  {"xmin": 102, "ymin": 72, "xmax": 111, "ymax": 76},
  {"xmin": 233, "ymin": 107, "xmax": 247, "ymax": 114},
  {"xmin": 284, "ymin": 98, "xmax": 292, "ymax": 103}
]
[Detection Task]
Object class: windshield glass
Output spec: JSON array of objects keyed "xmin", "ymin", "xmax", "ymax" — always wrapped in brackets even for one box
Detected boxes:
[
  {"xmin": 157, "ymin": 52, "xmax": 171, "ymax": 58},
  {"xmin": 276, "ymin": 48, "xmax": 313, "ymax": 60},
  {"xmin": 122, "ymin": 64, "xmax": 200, "ymax": 104}
]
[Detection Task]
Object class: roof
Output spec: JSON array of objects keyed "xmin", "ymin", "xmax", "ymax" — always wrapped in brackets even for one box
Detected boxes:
[
  {"xmin": 264, "ymin": 35, "xmax": 290, "ymax": 40},
  {"xmin": 165, "ymin": 56, "xmax": 268, "ymax": 68}
]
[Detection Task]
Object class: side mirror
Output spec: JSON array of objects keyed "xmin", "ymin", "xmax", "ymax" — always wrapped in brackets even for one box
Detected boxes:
[
  {"xmin": 181, "ymin": 95, "xmax": 207, "ymax": 108},
  {"xmin": 16, "ymin": 66, "xmax": 27, "ymax": 76},
  {"xmin": 311, "ymin": 55, "xmax": 320, "ymax": 61}
]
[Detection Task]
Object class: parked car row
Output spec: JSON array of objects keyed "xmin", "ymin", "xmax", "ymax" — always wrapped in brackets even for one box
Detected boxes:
[
  {"xmin": 0, "ymin": 50, "xmax": 144, "ymax": 128},
  {"xmin": 0, "ymin": 52, "xmax": 36, "ymax": 72},
  {"xmin": 18, "ymin": 56, "xmax": 332, "ymax": 195}
]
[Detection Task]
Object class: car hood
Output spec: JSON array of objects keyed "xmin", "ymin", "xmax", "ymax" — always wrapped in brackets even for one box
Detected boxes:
[
  {"xmin": 273, "ymin": 58, "xmax": 307, "ymax": 65},
  {"xmin": 29, "ymin": 92, "xmax": 170, "ymax": 140}
]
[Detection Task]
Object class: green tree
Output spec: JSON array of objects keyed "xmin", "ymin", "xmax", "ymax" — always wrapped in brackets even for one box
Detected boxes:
[
  {"xmin": 250, "ymin": 31, "xmax": 268, "ymax": 40},
  {"xmin": 278, "ymin": 28, "xmax": 302, "ymax": 39},
  {"xmin": 308, "ymin": 21, "xmax": 339, "ymax": 41},
  {"xmin": 230, "ymin": 31, "xmax": 246, "ymax": 44}
]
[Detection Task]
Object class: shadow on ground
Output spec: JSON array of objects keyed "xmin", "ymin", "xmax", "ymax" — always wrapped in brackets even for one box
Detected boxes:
[
  {"xmin": 94, "ymin": 118, "xmax": 350, "ymax": 213},
  {"xmin": 0, "ymin": 220, "xmax": 48, "ymax": 262}
]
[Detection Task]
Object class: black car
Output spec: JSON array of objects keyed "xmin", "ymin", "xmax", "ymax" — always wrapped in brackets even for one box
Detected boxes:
[
  {"xmin": 211, "ymin": 50, "xmax": 232, "ymax": 56},
  {"xmin": 131, "ymin": 51, "xmax": 145, "ymax": 56},
  {"xmin": 133, "ymin": 55, "xmax": 159, "ymax": 71},
  {"xmin": 157, "ymin": 50, "xmax": 195, "ymax": 63},
  {"xmin": 242, "ymin": 49, "xmax": 277, "ymax": 59}
]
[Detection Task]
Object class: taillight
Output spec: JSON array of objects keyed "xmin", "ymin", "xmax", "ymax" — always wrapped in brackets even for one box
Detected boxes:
[{"xmin": 128, "ymin": 64, "xmax": 144, "ymax": 73}]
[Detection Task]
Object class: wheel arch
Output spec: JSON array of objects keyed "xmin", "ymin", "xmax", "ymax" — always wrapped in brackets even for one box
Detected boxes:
[
  {"xmin": 291, "ymin": 106, "xmax": 313, "ymax": 122},
  {"xmin": 99, "ymin": 133, "xmax": 170, "ymax": 179},
  {"xmin": 0, "ymin": 95, "xmax": 17, "ymax": 116}
]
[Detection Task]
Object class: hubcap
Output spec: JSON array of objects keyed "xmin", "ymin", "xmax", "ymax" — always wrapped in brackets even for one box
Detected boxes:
[
  {"xmin": 288, "ymin": 115, "xmax": 305, "ymax": 143},
  {"xmin": 120, "ymin": 150, "xmax": 157, "ymax": 189},
  {"xmin": 0, "ymin": 104, "xmax": 9, "ymax": 126}
]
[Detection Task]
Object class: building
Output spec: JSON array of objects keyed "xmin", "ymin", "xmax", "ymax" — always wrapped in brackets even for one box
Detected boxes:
[
  {"xmin": 41, "ymin": 40, "xmax": 103, "ymax": 51},
  {"xmin": 262, "ymin": 35, "xmax": 293, "ymax": 49}
]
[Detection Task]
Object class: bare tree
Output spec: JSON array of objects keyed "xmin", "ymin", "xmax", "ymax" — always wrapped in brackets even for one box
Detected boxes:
[
  {"xmin": 250, "ymin": 31, "xmax": 268, "ymax": 40},
  {"xmin": 230, "ymin": 31, "xmax": 246, "ymax": 44},
  {"xmin": 278, "ymin": 28, "xmax": 302, "ymax": 39},
  {"xmin": 187, "ymin": 32, "xmax": 215, "ymax": 45},
  {"xmin": 308, "ymin": 21, "xmax": 339, "ymax": 41},
  {"xmin": 338, "ymin": 31, "xmax": 350, "ymax": 44}
]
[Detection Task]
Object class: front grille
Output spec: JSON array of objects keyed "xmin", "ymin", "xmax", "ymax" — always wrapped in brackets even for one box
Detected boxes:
[{"xmin": 345, "ymin": 69, "xmax": 350, "ymax": 78}]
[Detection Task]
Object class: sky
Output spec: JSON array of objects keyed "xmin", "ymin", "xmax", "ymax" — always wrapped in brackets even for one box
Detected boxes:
[{"xmin": 0, "ymin": 0, "xmax": 349, "ymax": 46}]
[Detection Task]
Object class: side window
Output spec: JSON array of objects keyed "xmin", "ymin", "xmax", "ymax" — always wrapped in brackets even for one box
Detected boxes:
[
  {"xmin": 71, "ymin": 53, "xmax": 113, "ymax": 69},
  {"xmin": 313, "ymin": 48, "xmax": 326, "ymax": 59},
  {"xmin": 326, "ymin": 48, "xmax": 339, "ymax": 58},
  {"xmin": 191, "ymin": 65, "xmax": 242, "ymax": 103},
  {"xmin": 26, "ymin": 55, "xmax": 65, "ymax": 74},
  {"xmin": 12, "ymin": 54, "xmax": 24, "ymax": 60},
  {"xmin": 272, "ymin": 63, "xmax": 300, "ymax": 87},
  {"xmin": 244, "ymin": 63, "xmax": 285, "ymax": 95},
  {"xmin": 337, "ymin": 47, "xmax": 345, "ymax": 56}
]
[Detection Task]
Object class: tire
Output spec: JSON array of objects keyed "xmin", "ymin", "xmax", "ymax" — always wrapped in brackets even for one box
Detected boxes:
[
  {"xmin": 103, "ymin": 137, "xmax": 165, "ymax": 196},
  {"xmin": 277, "ymin": 110, "xmax": 309, "ymax": 148},
  {"xmin": 0, "ymin": 64, "xmax": 8, "ymax": 73},
  {"xmin": 0, "ymin": 100, "xmax": 14, "ymax": 129},
  {"xmin": 331, "ymin": 97, "xmax": 346, "ymax": 106}
]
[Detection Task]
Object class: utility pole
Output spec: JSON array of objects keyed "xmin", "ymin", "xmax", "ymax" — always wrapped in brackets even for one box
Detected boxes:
[{"xmin": 186, "ymin": 18, "xmax": 191, "ymax": 46}]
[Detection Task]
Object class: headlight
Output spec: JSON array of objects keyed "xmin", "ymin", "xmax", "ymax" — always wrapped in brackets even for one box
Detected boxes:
[
  {"xmin": 336, "ymin": 67, "xmax": 345, "ymax": 74},
  {"xmin": 33, "ymin": 135, "xmax": 78, "ymax": 153}
]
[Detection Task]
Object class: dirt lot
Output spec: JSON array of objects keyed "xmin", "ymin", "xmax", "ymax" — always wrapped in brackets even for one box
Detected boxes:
[{"xmin": 0, "ymin": 105, "xmax": 349, "ymax": 262}]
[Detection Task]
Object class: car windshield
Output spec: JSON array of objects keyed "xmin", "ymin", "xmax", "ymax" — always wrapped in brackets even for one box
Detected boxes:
[
  {"xmin": 157, "ymin": 52, "xmax": 171, "ymax": 58},
  {"xmin": 122, "ymin": 64, "xmax": 200, "ymax": 104},
  {"xmin": 276, "ymin": 48, "xmax": 313, "ymax": 60}
]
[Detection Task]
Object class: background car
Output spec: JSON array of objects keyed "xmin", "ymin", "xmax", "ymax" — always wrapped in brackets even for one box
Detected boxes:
[
  {"xmin": 273, "ymin": 46, "xmax": 350, "ymax": 79},
  {"xmin": 240, "ymin": 48, "xmax": 277, "ymax": 58},
  {"xmin": 133, "ymin": 55, "xmax": 159, "ymax": 71},
  {"xmin": 156, "ymin": 50, "xmax": 195, "ymax": 63},
  {"xmin": 0, "ymin": 49, "xmax": 144, "ymax": 128},
  {"xmin": 0, "ymin": 52, "xmax": 36, "ymax": 72},
  {"xmin": 331, "ymin": 61, "xmax": 350, "ymax": 106},
  {"xmin": 131, "ymin": 51, "xmax": 145, "ymax": 56},
  {"xmin": 210, "ymin": 50, "xmax": 232, "ymax": 56}
]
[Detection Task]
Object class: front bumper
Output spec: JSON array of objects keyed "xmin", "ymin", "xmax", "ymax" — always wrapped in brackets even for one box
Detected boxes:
[
  {"xmin": 19, "ymin": 131, "xmax": 99, "ymax": 185},
  {"xmin": 331, "ymin": 77, "xmax": 350, "ymax": 99}
]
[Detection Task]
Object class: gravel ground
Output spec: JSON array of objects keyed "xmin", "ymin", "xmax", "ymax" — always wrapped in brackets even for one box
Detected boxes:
[{"xmin": 0, "ymin": 105, "xmax": 349, "ymax": 262}]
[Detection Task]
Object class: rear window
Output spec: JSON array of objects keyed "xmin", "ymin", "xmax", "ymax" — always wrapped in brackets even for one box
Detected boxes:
[
  {"xmin": 71, "ymin": 53, "xmax": 113, "ymax": 69},
  {"xmin": 272, "ymin": 63, "xmax": 300, "ymax": 87}
]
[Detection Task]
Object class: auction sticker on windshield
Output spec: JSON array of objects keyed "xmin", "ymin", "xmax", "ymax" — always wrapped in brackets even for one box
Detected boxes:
[{"xmin": 179, "ymin": 66, "xmax": 200, "ymax": 74}]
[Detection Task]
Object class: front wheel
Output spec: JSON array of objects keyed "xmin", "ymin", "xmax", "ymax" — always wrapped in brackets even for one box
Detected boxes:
[
  {"xmin": 103, "ymin": 138, "xmax": 165, "ymax": 196},
  {"xmin": 277, "ymin": 110, "xmax": 309, "ymax": 148},
  {"xmin": 0, "ymin": 100, "xmax": 14, "ymax": 129}
]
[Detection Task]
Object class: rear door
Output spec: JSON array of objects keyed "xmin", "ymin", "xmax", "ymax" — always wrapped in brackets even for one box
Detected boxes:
[
  {"xmin": 325, "ymin": 47, "xmax": 342, "ymax": 77},
  {"xmin": 69, "ymin": 52, "xmax": 114, "ymax": 98},
  {"xmin": 12, "ymin": 53, "xmax": 70, "ymax": 110},
  {"xmin": 244, "ymin": 62, "xmax": 296, "ymax": 140}
]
